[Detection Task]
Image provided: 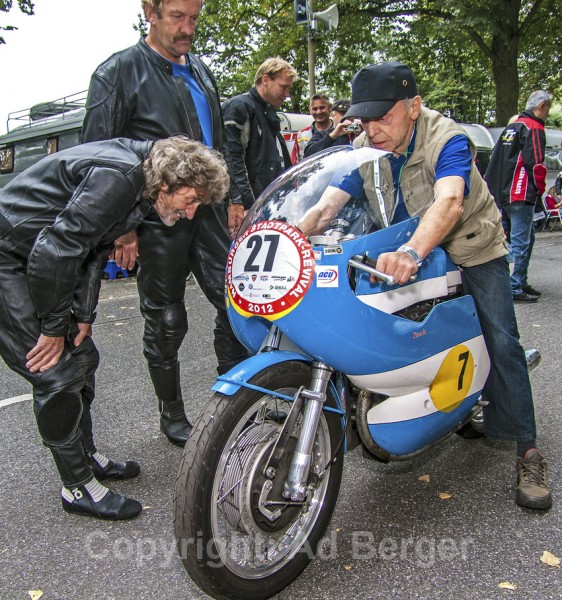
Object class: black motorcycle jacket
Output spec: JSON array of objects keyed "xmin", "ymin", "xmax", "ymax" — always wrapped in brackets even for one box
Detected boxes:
[
  {"xmin": 82, "ymin": 38, "xmax": 225, "ymax": 151},
  {"xmin": 0, "ymin": 139, "xmax": 153, "ymax": 337},
  {"xmin": 222, "ymin": 87, "xmax": 292, "ymax": 209},
  {"xmin": 484, "ymin": 110, "xmax": 547, "ymax": 207}
]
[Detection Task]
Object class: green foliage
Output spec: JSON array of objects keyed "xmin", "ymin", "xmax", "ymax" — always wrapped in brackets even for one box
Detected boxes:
[
  {"xmin": 195, "ymin": 0, "xmax": 561, "ymax": 125},
  {"xmin": 0, "ymin": 0, "xmax": 34, "ymax": 44}
]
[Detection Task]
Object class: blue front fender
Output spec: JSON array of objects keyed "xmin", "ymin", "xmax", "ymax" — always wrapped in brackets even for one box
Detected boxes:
[{"xmin": 212, "ymin": 350, "xmax": 313, "ymax": 396}]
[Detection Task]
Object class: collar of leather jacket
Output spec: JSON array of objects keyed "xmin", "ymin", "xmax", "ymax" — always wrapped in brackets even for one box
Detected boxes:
[
  {"xmin": 249, "ymin": 86, "xmax": 281, "ymax": 132},
  {"xmin": 137, "ymin": 37, "xmax": 201, "ymax": 80}
]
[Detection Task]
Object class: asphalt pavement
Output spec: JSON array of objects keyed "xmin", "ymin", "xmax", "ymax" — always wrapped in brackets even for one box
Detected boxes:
[{"xmin": 0, "ymin": 230, "xmax": 560, "ymax": 600}]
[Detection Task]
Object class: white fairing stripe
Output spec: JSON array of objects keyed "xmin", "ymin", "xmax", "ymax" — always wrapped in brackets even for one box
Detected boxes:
[
  {"xmin": 357, "ymin": 275, "xmax": 449, "ymax": 313},
  {"xmin": 346, "ymin": 335, "xmax": 490, "ymax": 425}
]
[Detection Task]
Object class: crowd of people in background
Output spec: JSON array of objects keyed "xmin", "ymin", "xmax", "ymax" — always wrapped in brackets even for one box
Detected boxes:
[{"xmin": 0, "ymin": 0, "xmax": 555, "ymax": 522}]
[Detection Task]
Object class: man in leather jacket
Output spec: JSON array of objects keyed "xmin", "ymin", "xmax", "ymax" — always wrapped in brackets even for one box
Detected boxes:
[
  {"xmin": 82, "ymin": 0, "xmax": 249, "ymax": 446},
  {"xmin": 0, "ymin": 137, "xmax": 230, "ymax": 520},
  {"xmin": 222, "ymin": 57, "xmax": 297, "ymax": 210}
]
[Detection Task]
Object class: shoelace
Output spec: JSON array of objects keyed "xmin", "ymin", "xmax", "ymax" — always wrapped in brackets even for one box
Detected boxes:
[{"xmin": 519, "ymin": 459, "xmax": 548, "ymax": 487}]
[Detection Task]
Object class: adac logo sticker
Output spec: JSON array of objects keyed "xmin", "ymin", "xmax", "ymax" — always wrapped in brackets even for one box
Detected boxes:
[
  {"xmin": 226, "ymin": 221, "xmax": 315, "ymax": 320},
  {"xmin": 315, "ymin": 265, "xmax": 339, "ymax": 287}
]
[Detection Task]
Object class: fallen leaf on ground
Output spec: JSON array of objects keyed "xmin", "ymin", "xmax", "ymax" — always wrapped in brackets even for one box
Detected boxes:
[
  {"xmin": 343, "ymin": 564, "xmax": 353, "ymax": 571},
  {"xmin": 540, "ymin": 551, "xmax": 560, "ymax": 567},
  {"xmin": 28, "ymin": 592, "xmax": 43, "ymax": 600},
  {"xmin": 418, "ymin": 474, "xmax": 430, "ymax": 483},
  {"xmin": 498, "ymin": 581, "xmax": 517, "ymax": 590},
  {"xmin": 438, "ymin": 492, "xmax": 452, "ymax": 500}
]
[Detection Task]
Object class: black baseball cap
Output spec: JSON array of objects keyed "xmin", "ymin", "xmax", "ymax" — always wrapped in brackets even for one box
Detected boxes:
[
  {"xmin": 345, "ymin": 62, "xmax": 418, "ymax": 119},
  {"xmin": 332, "ymin": 98, "xmax": 351, "ymax": 113}
]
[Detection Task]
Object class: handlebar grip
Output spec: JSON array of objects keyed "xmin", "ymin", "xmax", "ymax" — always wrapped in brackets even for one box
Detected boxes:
[
  {"xmin": 349, "ymin": 255, "xmax": 418, "ymax": 285},
  {"xmin": 348, "ymin": 257, "xmax": 396, "ymax": 285}
]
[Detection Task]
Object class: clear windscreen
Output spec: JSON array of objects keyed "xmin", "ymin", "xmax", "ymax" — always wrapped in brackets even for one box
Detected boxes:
[{"xmin": 238, "ymin": 146, "xmax": 401, "ymax": 243}]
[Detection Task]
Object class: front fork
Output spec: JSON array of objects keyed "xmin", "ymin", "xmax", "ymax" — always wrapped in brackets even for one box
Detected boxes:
[{"xmin": 282, "ymin": 361, "xmax": 333, "ymax": 502}]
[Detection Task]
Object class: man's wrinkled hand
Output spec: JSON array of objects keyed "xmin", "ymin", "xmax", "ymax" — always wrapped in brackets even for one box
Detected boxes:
[
  {"xmin": 25, "ymin": 334, "xmax": 65, "ymax": 373},
  {"xmin": 228, "ymin": 204, "xmax": 245, "ymax": 239},
  {"xmin": 74, "ymin": 323, "xmax": 93, "ymax": 347},
  {"xmin": 369, "ymin": 251, "xmax": 418, "ymax": 285},
  {"xmin": 113, "ymin": 230, "xmax": 139, "ymax": 270}
]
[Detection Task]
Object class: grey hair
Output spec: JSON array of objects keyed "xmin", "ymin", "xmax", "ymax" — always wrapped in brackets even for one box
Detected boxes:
[
  {"xmin": 525, "ymin": 90, "xmax": 553, "ymax": 111},
  {"xmin": 143, "ymin": 136, "xmax": 229, "ymax": 204}
]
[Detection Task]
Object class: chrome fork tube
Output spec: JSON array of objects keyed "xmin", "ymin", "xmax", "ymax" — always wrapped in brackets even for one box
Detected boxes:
[{"xmin": 283, "ymin": 362, "xmax": 333, "ymax": 501}]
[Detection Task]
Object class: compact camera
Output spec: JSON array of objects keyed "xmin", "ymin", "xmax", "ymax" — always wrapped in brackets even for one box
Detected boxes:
[{"xmin": 346, "ymin": 122, "xmax": 361, "ymax": 133}]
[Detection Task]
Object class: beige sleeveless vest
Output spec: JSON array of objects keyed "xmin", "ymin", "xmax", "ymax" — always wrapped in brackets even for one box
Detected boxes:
[{"xmin": 360, "ymin": 107, "xmax": 508, "ymax": 267}]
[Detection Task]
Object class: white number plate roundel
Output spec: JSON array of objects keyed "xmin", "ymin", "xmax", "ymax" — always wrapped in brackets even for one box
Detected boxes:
[{"xmin": 227, "ymin": 221, "xmax": 316, "ymax": 319}]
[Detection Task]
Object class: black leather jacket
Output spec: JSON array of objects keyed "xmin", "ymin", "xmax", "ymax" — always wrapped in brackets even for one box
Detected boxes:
[
  {"xmin": 222, "ymin": 87, "xmax": 292, "ymax": 209},
  {"xmin": 82, "ymin": 38, "xmax": 226, "ymax": 151},
  {"xmin": 0, "ymin": 139, "xmax": 153, "ymax": 337}
]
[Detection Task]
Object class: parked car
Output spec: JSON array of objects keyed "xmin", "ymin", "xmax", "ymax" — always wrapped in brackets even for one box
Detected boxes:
[
  {"xmin": 0, "ymin": 92, "xmax": 312, "ymax": 188},
  {"xmin": 458, "ymin": 123, "xmax": 495, "ymax": 176}
]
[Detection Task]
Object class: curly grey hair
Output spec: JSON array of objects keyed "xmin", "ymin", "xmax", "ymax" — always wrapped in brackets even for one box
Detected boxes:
[{"xmin": 143, "ymin": 136, "xmax": 229, "ymax": 204}]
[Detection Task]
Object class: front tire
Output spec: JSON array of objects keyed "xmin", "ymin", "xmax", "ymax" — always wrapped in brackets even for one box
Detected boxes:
[{"xmin": 174, "ymin": 361, "xmax": 344, "ymax": 600}]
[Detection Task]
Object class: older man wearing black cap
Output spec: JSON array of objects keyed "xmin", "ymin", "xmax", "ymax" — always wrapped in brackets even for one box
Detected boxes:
[
  {"xmin": 307, "ymin": 62, "xmax": 552, "ymax": 511},
  {"xmin": 303, "ymin": 98, "xmax": 361, "ymax": 157}
]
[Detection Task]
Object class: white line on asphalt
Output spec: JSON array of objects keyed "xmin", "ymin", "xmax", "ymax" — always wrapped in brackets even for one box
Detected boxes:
[{"xmin": 0, "ymin": 393, "xmax": 32, "ymax": 408}]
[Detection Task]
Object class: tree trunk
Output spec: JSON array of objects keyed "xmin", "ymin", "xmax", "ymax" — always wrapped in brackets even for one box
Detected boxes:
[{"xmin": 489, "ymin": 0, "xmax": 521, "ymax": 126}]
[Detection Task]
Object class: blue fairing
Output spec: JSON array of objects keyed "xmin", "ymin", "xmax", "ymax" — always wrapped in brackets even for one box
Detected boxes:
[{"xmin": 368, "ymin": 390, "xmax": 482, "ymax": 455}]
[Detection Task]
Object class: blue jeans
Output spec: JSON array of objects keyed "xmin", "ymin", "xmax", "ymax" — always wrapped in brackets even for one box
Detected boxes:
[
  {"xmin": 462, "ymin": 256, "xmax": 536, "ymax": 441},
  {"xmin": 505, "ymin": 202, "xmax": 535, "ymax": 294}
]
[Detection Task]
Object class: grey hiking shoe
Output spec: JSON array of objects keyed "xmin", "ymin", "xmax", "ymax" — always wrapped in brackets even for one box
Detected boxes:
[{"xmin": 516, "ymin": 449, "xmax": 552, "ymax": 510}]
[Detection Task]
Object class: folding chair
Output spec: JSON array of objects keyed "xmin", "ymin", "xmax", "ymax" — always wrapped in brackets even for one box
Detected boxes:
[{"xmin": 541, "ymin": 193, "xmax": 562, "ymax": 231}]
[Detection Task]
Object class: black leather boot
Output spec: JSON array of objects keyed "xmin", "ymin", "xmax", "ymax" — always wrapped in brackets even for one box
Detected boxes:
[
  {"xmin": 89, "ymin": 452, "xmax": 141, "ymax": 480},
  {"xmin": 149, "ymin": 363, "xmax": 192, "ymax": 446},
  {"xmin": 159, "ymin": 398, "xmax": 192, "ymax": 446},
  {"xmin": 62, "ymin": 480, "xmax": 142, "ymax": 520}
]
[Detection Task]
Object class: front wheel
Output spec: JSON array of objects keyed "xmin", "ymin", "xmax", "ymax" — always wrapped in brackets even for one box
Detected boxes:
[{"xmin": 174, "ymin": 361, "xmax": 345, "ymax": 600}]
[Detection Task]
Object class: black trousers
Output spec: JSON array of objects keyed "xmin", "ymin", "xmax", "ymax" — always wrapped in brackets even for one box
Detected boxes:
[
  {"xmin": 0, "ymin": 251, "xmax": 99, "ymax": 487},
  {"xmin": 136, "ymin": 204, "xmax": 248, "ymax": 406}
]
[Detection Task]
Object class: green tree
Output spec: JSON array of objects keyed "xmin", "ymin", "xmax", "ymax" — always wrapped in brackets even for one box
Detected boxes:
[
  {"xmin": 195, "ymin": 0, "xmax": 561, "ymax": 125},
  {"xmin": 0, "ymin": 0, "xmax": 34, "ymax": 45},
  {"xmin": 341, "ymin": 0, "xmax": 562, "ymax": 125}
]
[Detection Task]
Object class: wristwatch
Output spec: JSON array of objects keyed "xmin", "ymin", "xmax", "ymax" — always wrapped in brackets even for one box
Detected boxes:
[{"xmin": 397, "ymin": 244, "xmax": 423, "ymax": 266}]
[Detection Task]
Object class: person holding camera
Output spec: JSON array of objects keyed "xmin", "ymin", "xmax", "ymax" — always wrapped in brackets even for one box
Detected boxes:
[{"xmin": 303, "ymin": 98, "xmax": 362, "ymax": 158}]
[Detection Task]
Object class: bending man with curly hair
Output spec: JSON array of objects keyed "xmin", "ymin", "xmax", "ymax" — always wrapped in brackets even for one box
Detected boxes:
[{"xmin": 0, "ymin": 136, "xmax": 228, "ymax": 521}]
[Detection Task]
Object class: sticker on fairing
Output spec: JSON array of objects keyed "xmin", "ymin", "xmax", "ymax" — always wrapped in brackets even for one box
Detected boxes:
[
  {"xmin": 227, "ymin": 221, "xmax": 315, "ymax": 319},
  {"xmin": 315, "ymin": 265, "xmax": 339, "ymax": 287},
  {"xmin": 323, "ymin": 245, "xmax": 343, "ymax": 255}
]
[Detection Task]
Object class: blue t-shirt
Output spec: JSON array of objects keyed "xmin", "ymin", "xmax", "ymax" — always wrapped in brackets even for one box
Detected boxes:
[
  {"xmin": 337, "ymin": 130, "xmax": 473, "ymax": 224},
  {"xmin": 171, "ymin": 58, "xmax": 213, "ymax": 147}
]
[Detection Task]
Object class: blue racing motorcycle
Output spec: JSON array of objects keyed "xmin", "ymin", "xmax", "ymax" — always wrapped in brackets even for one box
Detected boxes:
[{"xmin": 173, "ymin": 146, "xmax": 530, "ymax": 600}]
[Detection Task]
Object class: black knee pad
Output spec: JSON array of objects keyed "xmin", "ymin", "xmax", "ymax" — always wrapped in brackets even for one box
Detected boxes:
[
  {"xmin": 143, "ymin": 303, "xmax": 188, "ymax": 364},
  {"xmin": 34, "ymin": 386, "xmax": 83, "ymax": 445}
]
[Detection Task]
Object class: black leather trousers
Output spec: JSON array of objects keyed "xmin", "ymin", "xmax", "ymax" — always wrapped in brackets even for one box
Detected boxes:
[
  {"xmin": 137, "ymin": 204, "xmax": 248, "ymax": 409},
  {"xmin": 0, "ymin": 252, "xmax": 100, "ymax": 487}
]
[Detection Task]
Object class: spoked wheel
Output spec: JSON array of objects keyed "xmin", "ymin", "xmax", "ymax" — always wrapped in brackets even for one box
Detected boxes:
[{"xmin": 174, "ymin": 361, "xmax": 345, "ymax": 600}]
